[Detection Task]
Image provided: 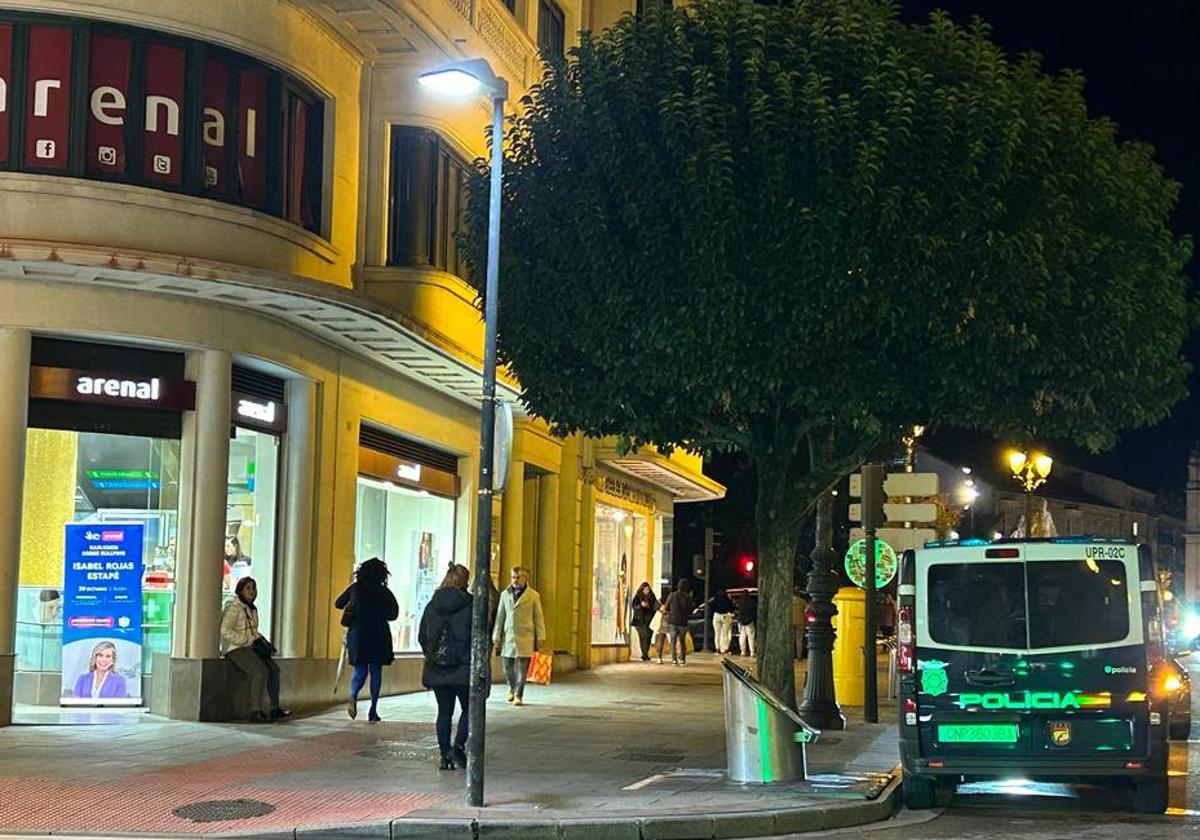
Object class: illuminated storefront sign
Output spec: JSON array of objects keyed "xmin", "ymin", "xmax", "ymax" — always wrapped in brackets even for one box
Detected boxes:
[
  {"xmin": 30, "ymin": 366, "xmax": 195, "ymax": 410},
  {"xmin": 232, "ymin": 392, "xmax": 287, "ymax": 434},
  {"xmin": 0, "ymin": 14, "xmax": 324, "ymax": 232}
]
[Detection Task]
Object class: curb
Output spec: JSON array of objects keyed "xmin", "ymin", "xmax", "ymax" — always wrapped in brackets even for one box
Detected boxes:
[{"xmin": 388, "ymin": 774, "xmax": 901, "ymax": 840}]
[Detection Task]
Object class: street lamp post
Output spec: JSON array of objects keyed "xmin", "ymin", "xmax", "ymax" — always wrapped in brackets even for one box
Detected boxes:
[
  {"xmin": 419, "ymin": 58, "xmax": 509, "ymax": 809},
  {"xmin": 1007, "ymin": 449, "xmax": 1052, "ymax": 534}
]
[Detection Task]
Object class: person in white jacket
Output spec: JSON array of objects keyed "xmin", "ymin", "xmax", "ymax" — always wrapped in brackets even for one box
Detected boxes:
[
  {"xmin": 220, "ymin": 577, "xmax": 289, "ymax": 723},
  {"xmin": 492, "ymin": 567, "xmax": 546, "ymax": 706}
]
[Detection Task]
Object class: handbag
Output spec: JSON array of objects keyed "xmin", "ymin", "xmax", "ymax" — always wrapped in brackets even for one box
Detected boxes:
[
  {"xmin": 252, "ymin": 636, "xmax": 276, "ymax": 658},
  {"xmin": 340, "ymin": 589, "xmax": 357, "ymax": 628},
  {"xmin": 648, "ymin": 609, "xmax": 664, "ymax": 634},
  {"xmin": 526, "ymin": 650, "xmax": 553, "ymax": 685}
]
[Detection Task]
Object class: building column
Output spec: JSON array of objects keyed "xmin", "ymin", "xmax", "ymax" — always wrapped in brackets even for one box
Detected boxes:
[
  {"xmin": 555, "ymin": 435, "xmax": 581, "ymax": 656},
  {"xmin": 500, "ymin": 459, "xmax": 525, "ymax": 583},
  {"xmin": 536, "ymin": 474, "xmax": 559, "ymax": 649},
  {"xmin": 174, "ymin": 350, "xmax": 232, "ymax": 661},
  {"xmin": 577, "ymin": 462, "xmax": 596, "ymax": 670},
  {"xmin": 279, "ymin": 379, "xmax": 317, "ymax": 658},
  {"xmin": 0, "ymin": 329, "xmax": 31, "ymax": 726}
]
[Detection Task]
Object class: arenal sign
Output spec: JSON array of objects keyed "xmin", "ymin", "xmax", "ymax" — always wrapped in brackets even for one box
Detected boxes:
[
  {"xmin": 0, "ymin": 15, "xmax": 323, "ymax": 229},
  {"xmin": 30, "ymin": 366, "xmax": 195, "ymax": 411}
]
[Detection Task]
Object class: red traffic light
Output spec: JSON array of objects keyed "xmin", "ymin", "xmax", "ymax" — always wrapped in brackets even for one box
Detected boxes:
[{"xmin": 741, "ymin": 556, "xmax": 755, "ymax": 573}]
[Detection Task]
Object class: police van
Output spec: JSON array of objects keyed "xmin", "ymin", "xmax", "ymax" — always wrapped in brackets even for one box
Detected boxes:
[{"xmin": 897, "ymin": 537, "xmax": 1171, "ymax": 813}]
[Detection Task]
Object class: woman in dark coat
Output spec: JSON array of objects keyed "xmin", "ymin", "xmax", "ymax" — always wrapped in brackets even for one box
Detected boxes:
[
  {"xmin": 629, "ymin": 582, "xmax": 659, "ymax": 662},
  {"xmin": 335, "ymin": 557, "xmax": 399, "ymax": 722},
  {"xmin": 418, "ymin": 563, "xmax": 473, "ymax": 770}
]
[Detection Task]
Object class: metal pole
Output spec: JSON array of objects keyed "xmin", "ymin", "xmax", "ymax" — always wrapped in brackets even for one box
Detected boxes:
[
  {"xmin": 466, "ymin": 93, "xmax": 505, "ymax": 808},
  {"xmin": 864, "ymin": 523, "xmax": 878, "ymax": 723},
  {"xmin": 703, "ymin": 557, "xmax": 712, "ymax": 653},
  {"xmin": 798, "ymin": 489, "xmax": 845, "ymax": 730}
]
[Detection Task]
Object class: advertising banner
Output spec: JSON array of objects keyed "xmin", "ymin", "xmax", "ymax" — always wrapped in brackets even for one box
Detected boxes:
[{"xmin": 61, "ymin": 523, "xmax": 143, "ymax": 706}]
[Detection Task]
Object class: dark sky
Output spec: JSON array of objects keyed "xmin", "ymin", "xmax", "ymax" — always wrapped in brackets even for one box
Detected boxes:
[{"xmin": 895, "ymin": 0, "xmax": 1200, "ymax": 494}]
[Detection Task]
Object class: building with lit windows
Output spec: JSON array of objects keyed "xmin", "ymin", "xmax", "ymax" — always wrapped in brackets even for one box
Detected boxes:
[{"xmin": 0, "ymin": 0, "xmax": 721, "ymax": 725}]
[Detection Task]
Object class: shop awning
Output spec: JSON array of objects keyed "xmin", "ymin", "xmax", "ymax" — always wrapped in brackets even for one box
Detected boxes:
[{"xmin": 595, "ymin": 443, "xmax": 725, "ymax": 503}]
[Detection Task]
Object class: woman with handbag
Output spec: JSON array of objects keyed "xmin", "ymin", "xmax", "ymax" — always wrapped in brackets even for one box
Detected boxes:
[
  {"xmin": 629, "ymin": 581, "xmax": 659, "ymax": 662},
  {"xmin": 220, "ymin": 577, "xmax": 290, "ymax": 723},
  {"xmin": 335, "ymin": 557, "xmax": 399, "ymax": 722}
]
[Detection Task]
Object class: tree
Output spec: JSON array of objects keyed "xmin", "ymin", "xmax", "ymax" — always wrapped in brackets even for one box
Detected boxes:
[{"xmin": 463, "ymin": 0, "xmax": 1194, "ymax": 705}]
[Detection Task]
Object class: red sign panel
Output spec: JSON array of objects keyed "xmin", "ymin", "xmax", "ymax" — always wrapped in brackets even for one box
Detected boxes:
[
  {"xmin": 85, "ymin": 32, "xmax": 132, "ymax": 176},
  {"xmin": 141, "ymin": 43, "xmax": 185, "ymax": 186},
  {"xmin": 201, "ymin": 58, "xmax": 231, "ymax": 194},
  {"xmin": 0, "ymin": 25, "xmax": 13, "ymax": 166},
  {"xmin": 237, "ymin": 68, "xmax": 268, "ymax": 206},
  {"xmin": 24, "ymin": 25, "xmax": 72, "ymax": 170}
]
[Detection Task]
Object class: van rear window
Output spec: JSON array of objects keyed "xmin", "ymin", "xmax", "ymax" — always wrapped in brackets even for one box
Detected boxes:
[
  {"xmin": 927, "ymin": 563, "xmax": 1026, "ymax": 649},
  {"xmin": 926, "ymin": 559, "xmax": 1131, "ymax": 650}
]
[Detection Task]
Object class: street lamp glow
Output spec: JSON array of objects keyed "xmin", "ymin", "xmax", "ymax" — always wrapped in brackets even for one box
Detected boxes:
[
  {"xmin": 1033, "ymin": 453, "xmax": 1053, "ymax": 479},
  {"xmin": 1007, "ymin": 449, "xmax": 1027, "ymax": 475},
  {"xmin": 418, "ymin": 68, "xmax": 483, "ymax": 96}
]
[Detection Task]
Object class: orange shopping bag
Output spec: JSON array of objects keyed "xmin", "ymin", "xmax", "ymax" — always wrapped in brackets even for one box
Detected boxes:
[{"xmin": 526, "ymin": 651, "xmax": 553, "ymax": 685}]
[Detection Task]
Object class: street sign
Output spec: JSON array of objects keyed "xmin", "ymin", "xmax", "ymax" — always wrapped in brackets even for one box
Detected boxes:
[
  {"xmin": 849, "ymin": 527, "xmax": 938, "ymax": 553},
  {"xmin": 850, "ymin": 472, "xmax": 939, "ymax": 498},
  {"xmin": 844, "ymin": 538, "xmax": 898, "ymax": 589},
  {"xmin": 849, "ymin": 502, "xmax": 939, "ymax": 523},
  {"xmin": 493, "ymin": 399, "xmax": 514, "ymax": 491}
]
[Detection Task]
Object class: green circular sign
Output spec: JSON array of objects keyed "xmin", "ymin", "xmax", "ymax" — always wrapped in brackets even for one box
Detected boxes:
[{"xmin": 843, "ymin": 538, "xmax": 898, "ymax": 589}]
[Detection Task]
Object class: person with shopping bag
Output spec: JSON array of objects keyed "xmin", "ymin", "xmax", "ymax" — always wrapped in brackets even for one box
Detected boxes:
[{"xmin": 492, "ymin": 566, "xmax": 546, "ymax": 706}]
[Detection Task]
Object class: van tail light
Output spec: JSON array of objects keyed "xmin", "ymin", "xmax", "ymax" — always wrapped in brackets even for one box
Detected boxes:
[{"xmin": 897, "ymin": 605, "xmax": 914, "ymax": 673}]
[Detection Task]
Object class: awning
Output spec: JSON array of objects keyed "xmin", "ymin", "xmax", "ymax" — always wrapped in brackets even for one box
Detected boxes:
[{"xmin": 595, "ymin": 443, "xmax": 725, "ymax": 503}]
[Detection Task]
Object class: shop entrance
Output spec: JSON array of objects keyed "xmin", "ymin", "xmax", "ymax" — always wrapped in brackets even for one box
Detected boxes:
[{"xmin": 13, "ymin": 429, "xmax": 180, "ymax": 723}]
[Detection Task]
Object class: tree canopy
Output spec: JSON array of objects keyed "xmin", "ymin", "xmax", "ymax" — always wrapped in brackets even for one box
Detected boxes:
[{"xmin": 464, "ymin": 0, "xmax": 1195, "ymax": 703}]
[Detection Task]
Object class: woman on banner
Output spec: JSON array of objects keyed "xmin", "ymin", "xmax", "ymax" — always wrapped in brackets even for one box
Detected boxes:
[{"xmin": 70, "ymin": 640, "xmax": 129, "ymax": 700}]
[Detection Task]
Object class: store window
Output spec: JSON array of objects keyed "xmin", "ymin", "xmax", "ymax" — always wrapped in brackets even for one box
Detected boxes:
[
  {"xmin": 224, "ymin": 428, "xmax": 280, "ymax": 632},
  {"xmin": 355, "ymin": 477, "xmax": 456, "ymax": 652},
  {"xmin": 387, "ymin": 126, "xmax": 471, "ymax": 278},
  {"xmin": 653, "ymin": 514, "xmax": 673, "ymax": 590},
  {"xmin": 592, "ymin": 504, "xmax": 647, "ymax": 645},
  {"xmin": 16, "ymin": 429, "xmax": 181, "ymax": 694}
]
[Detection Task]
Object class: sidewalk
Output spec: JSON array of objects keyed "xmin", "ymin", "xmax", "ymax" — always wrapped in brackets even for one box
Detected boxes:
[{"xmin": 0, "ymin": 655, "xmax": 899, "ymax": 839}]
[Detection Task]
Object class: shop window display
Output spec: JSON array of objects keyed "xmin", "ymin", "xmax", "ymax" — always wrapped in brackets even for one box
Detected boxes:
[
  {"xmin": 224, "ymin": 428, "xmax": 279, "ymax": 633},
  {"xmin": 355, "ymin": 477, "xmax": 455, "ymax": 653},
  {"xmin": 591, "ymin": 505, "xmax": 647, "ymax": 645},
  {"xmin": 16, "ymin": 429, "xmax": 180, "ymax": 690}
]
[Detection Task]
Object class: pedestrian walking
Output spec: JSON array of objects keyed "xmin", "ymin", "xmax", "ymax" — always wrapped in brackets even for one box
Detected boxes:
[
  {"xmin": 629, "ymin": 581, "xmax": 659, "ymax": 662},
  {"xmin": 335, "ymin": 557, "xmax": 399, "ymax": 722},
  {"xmin": 735, "ymin": 590, "xmax": 757, "ymax": 657},
  {"xmin": 710, "ymin": 589, "xmax": 735, "ymax": 654},
  {"xmin": 220, "ymin": 577, "xmax": 290, "ymax": 723},
  {"xmin": 665, "ymin": 578, "xmax": 694, "ymax": 666},
  {"xmin": 492, "ymin": 567, "xmax": 546, "ymax": 705},
  {"xmin": 418, "ymin": 563, "xmax": 473, "ymax": 771}
]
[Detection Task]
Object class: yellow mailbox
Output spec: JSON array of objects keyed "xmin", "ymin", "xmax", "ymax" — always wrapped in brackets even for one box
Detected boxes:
[{"xmin": 832, "ymin": 585, "xmax": 866, "ymax": 706}]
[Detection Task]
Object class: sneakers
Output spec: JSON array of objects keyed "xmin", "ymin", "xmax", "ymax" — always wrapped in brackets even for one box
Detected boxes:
[
  {"xmin": 438, "ymin": 752, "xmax": 456, "ymax": 771},
  {"xmin": 452, "ymin": 745, "xmax": 467, "ymax": 768},
  {"xmin": 270, "ymin": 707, "xmax": 291, "ymax": 721},
  {"xmin": 347, "ymin": 699, "xmax": 357, "ymax": 720},
  {"xmin": 507, "ymin": 689, "xmax": 515, "ymax": 703},
  {"xmin": 671, "ymin": 659, "xmax": 679, "ymax": 666},
  {"xmin": 514, "ymin": 695, "xmax": 525, "ymax": 706}
]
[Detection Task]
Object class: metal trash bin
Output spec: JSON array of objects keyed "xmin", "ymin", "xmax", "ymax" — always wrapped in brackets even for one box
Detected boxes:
[{"xmin": 723, "ymin": 659, "xmax": 820, "ymax": 783}]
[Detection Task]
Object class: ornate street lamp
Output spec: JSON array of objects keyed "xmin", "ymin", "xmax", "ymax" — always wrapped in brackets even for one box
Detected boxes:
[{"xmin": 1008, "ymin": 448, "xmax": 1052, "ymax": 533}]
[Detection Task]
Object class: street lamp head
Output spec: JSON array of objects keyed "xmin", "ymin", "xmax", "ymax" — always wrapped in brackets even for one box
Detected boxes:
[
  {"xmin": 418, "ymin": 58, "xmax": 509, "ymax": 100},
  {"xmin": 1007, "ymin": 449, "xmax": 1027, "ymax": 476},
  {"xmin": 1033, "ymin": 453, "xmax": 1053, "ymax": 480}
]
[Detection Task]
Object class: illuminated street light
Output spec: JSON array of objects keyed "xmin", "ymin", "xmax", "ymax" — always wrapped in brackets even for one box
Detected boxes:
[
  {"xmin": 421, "ymin": 56, "xmax": 508, "ymax": 809},
  {"xmin": 1008, "ymin": 447, "xmax": 1053, "ymax": 534}
]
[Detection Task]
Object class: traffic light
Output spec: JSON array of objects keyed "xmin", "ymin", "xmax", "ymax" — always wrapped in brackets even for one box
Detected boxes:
[
  {"xmin": 861, "ymin": 463, "xmax": 887, "ymax": 530},
  {"xmin": 741, "ymin": 556, "xmax": 756, "ymax": 574}
]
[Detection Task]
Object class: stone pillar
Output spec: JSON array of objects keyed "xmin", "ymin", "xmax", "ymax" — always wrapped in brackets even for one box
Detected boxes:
[
  {"xmin": 500, "ymin": 459, "xmax": 525, "ymax": 583},
  {"xmin": 555, "ymin": 436, "xmax": 580, "ymax": 654},
  {"xmin": 1186, "ymin": 447, "xmax": 1200, "ymax": 604},
  {"xmin": 175, "ymin": 350, "xmax": 232, "ymax": 660},
  {"xmin": 577, "ymin": 465, "xmax": 596, "ymax": 670},
  {"xmin": 279, "ymin": 379, "xmax": 317, "ymax": 658},
  {"xmin": 0, "ymin": 329, "xmax": 31, "ymax": 726},
  {"xmin": 536, "ymin": 473, "xmax": 559, "ymax": 649}
]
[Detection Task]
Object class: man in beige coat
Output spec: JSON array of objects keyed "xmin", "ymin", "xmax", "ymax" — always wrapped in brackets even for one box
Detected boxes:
[{"xmin": 493, "ymin": 567, "xmax": 546, "ymax": 705}]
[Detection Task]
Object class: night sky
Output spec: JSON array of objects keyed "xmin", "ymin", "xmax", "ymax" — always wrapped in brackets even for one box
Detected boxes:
[{"xmin": 676, "ymin": 1, "xmax": 1200, "ymax": 583}]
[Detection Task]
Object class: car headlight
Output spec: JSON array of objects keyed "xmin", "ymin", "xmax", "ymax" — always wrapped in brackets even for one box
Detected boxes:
[{"xmin": 1165, "ymin": 674, "xmax": 1183, "ymax": 693}]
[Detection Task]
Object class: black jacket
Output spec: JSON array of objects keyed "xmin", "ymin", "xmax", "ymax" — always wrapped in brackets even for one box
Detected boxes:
[
  {"xmin": 666, "ymin": 589, "xmax": 694, "ymax": 627},
  {"xmin": 336, "ymin": 581, "xmax": 399, "ymax": 666},
  {"xmin": 630, "ymin": 585, "xmax": 659, "ymax": 628},
  {"xmin": 736, "ymin": 594, "xmax": 757, "ymax": 625},
  {"xmin": 419, "ymin": 587, "xmax": 474, "ymax": 688},
  {"xmin": 712, "ymin": 590, "xmax": 735, "ymax": 614}
]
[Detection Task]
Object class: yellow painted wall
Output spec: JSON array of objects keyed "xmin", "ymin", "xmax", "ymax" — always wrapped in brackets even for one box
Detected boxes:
[{"xmin": 19, "ymin": 429, "xmax": 77, "ymax": 587}]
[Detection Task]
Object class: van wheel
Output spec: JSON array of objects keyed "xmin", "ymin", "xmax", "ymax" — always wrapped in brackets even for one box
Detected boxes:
[
  {"xmin": 903, "ymin": 773, "xmax": 938, "ymax": 810},
  {"xmin": 1131, "ymin": 776, "xmax": 1168, "ymax": 814},
  {"xmin": 936, "ymin": 776, "xmax": 958, "ymax": 805}
]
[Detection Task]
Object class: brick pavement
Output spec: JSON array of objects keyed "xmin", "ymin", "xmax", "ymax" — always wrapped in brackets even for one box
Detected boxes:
[{"xmin": 0, "ymin": 654, "xmax": 899, "ymax": 837}]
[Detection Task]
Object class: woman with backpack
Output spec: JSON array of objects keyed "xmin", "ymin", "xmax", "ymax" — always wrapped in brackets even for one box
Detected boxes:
[
  {"xmin": 418, "ymin": 563, "xmax": 473, "ymax": 770},
  {"xmin": 335, "ymin": 557, "xmax": 399, "ymax": 722}
]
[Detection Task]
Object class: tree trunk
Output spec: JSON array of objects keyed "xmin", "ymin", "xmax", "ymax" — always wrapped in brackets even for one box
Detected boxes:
[{"xmin": 754, "ymin": 455, "xmax": 807, "ymax": 708}]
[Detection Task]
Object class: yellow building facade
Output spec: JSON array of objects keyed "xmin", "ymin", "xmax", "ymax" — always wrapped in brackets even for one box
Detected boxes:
[{"xmin": 0, "ymin": 0, "xmax": 722, "ymax": 724}]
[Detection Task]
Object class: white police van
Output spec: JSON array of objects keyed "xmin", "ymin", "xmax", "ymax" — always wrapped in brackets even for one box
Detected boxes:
[{"xmin": 897, "ymin": 538, "xmax": 1171, "ymax": 813}]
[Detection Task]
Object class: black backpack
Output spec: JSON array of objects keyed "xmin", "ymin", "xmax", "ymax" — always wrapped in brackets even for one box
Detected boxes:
[{"xmin": 425, "ymin": 614, "xmax": 460, "ymax": 669}]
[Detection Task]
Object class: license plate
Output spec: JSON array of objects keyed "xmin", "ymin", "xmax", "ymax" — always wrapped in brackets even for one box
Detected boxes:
[{"xmin": 937, "ymin": 723, "xmax": 1019, "ymax": 743}]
